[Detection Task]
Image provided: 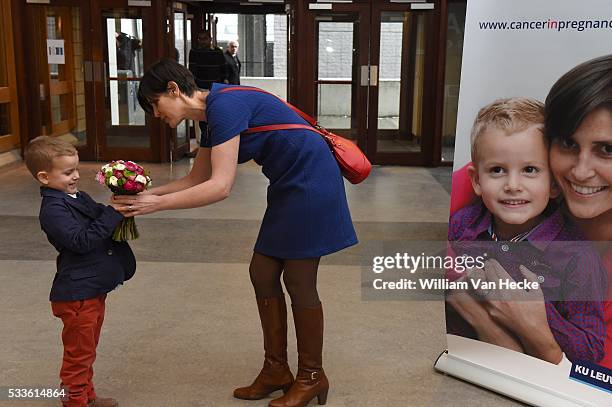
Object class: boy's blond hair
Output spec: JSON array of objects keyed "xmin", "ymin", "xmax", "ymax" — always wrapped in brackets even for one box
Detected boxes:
[
  {"xmin": 25, "ymin": 136, "xmax": 77, "ymax": 178},
  {"xmin": 471, "ymin": 97, "xmax": 545, "ymax": 163}
]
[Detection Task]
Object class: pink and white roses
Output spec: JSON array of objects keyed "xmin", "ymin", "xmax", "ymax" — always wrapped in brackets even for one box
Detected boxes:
[{"xmin": 96, "ymin": 160, "xmax": 152, "ymax": 241}]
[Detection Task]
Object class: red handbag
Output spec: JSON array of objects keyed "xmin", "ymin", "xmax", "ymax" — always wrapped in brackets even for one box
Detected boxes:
[{"xmin": 219, "ymin": 87, "xmax": 372, "ymax": 184}]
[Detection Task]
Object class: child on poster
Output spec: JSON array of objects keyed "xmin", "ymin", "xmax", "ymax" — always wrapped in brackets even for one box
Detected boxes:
[{"xmin": 446, "ymin": 97, "xmax": 607, "ymax": 364}]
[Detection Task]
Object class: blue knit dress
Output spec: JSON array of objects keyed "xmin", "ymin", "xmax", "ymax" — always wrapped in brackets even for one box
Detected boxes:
[{"xmin": 200, "ymin": 83, "xmax": 357, "ymax": 259}]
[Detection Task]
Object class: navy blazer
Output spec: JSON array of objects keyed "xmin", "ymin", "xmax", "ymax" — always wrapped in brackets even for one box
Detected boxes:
[
  {"xmin": 39, "ymin": 187, "xmax": 136, "ymax": 302},
  {"xmin": 223, "ymin": 51, "xmax": 241, "ymax": 85}
]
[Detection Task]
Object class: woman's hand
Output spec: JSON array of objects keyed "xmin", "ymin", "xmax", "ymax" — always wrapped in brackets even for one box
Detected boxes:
[
  {"xmin": 111, "ymin": 193, "xmax": 165, "ymax": 217},
  {"xmin": 480, "ymin": 259, "xmax": 563, "ymax": 364},
  {"xmin": 447, "ymin": 272, "xmax": 525, "ymax": 353},
  {"xmin": 447, "ymin": 291, "xmax": 525, "ymax": 352},
  {"xmin": 480, "ymin": 260, "xmax": 547, "ymax": 333}
]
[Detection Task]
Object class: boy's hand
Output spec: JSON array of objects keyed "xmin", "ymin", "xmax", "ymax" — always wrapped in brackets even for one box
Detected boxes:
[{"xmin": 108, "ymin": 200, "xmax": 133, "ymax": 216}]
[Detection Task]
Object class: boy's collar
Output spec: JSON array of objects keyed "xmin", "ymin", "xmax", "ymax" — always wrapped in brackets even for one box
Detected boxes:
[
  {"xmin": 40, "ymin": 186, "xmax": 81, "ymax": 199},
  {"xmin": 526, "ymin": 207, "xmax": 565, "ymax": 250},
  {"xmin": 472, "ymin": 202, "xmax": 564, "ymax": 250},
  {"xmin": 40, "ymin": 186, "xmax": 98, "ymax": 218},
  {"xmin": 40, "ymin": 186, "xmax": 71, "ymax": 198}
]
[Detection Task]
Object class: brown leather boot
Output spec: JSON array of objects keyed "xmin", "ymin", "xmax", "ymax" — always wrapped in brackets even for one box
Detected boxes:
[
  {"xmin": 233, "ymin": 296, "xmax": 294, "ymax": 400},
  {"xmin": 269, "ymin": 303, "xmax": 329, "ymax": 407},
  {"xmin": 87, "ymin": 397, "xmax": 118, "ymax": 407}
]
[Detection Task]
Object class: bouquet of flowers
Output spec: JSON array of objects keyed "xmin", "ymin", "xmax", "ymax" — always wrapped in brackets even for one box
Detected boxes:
[{"xmin": 95, "ymin": 160, "xmax": 152, "ymax": 241}]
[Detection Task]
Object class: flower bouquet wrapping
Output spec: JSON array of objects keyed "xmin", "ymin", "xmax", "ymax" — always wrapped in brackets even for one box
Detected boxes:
[{"xmin": 96, "ymin": 160, "xmax": 152, "ymax": 241}]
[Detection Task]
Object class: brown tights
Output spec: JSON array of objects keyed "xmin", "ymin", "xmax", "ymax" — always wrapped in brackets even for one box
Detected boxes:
[{"xmin": 249, "ymin": 252, "xmax": 321, "ymax": 307}]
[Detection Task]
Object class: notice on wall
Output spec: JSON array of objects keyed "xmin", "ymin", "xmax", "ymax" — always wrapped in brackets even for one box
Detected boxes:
[{"xmin": 46, "ymin": 39, "xmax": 65, "ymax": 65}]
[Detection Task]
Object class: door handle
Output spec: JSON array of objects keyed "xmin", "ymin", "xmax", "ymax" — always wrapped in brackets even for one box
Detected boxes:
[
  {"xmin": 84, "ymin": 61, "xmax": 93, "ymax": 83},
  {"xmin": 93, "ymin": 60, "xmax": 102, "ymax": 82},
  {"xmin": 370, "ymin": 65, "xmax": 378, "ymax": 87},
  {"xmin": 360, "ymin": 66, "xmax": 379, "ymax": 87},
  {"xmin": 103, "ymin": 62, "xmax": 108, "ymax": 98},
  {"xmin": 360, "ymin": 65, "xmax": 369, "ymax": 87}
]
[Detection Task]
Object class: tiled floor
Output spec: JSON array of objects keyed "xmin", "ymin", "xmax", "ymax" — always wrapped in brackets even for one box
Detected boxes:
[{"xmin": 0, "ymin": 159, "xmax": 523, "ymax": 406}]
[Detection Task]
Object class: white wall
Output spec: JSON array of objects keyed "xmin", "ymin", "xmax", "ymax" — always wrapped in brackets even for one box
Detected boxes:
[{"xmin": 241, "ymin": 77, "xmax": 402, "ymax": 117}]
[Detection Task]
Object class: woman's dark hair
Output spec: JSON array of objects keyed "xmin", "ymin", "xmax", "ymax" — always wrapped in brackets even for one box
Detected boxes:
[
  {"xmin": 137, "ymin": 58, "xmax": 198, "ymax": 114},
  {"xmin": 545, "ymin": 54, "xmax": 612, "ymax": 142}
]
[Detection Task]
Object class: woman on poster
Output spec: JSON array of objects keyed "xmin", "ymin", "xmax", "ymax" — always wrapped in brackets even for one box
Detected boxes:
[{"xmin": 448, "ymin": 54, "xmax": 612, "ymax": 367}]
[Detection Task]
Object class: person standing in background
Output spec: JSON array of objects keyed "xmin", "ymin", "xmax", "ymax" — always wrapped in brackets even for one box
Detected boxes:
[
  {"xmin": 224, "ymin": 40, "xmax": 241, "ymax": 85},
  {"xmin": 116, "ymin": 32, "xmax": 142, "ymax": 73},
  {"xmin": 188, "ymin": 31, "xmax": 226, "ymax": 90},
  {"xmin": 188, "ymin": 31, "xmax": 226, "ymax": 156}
]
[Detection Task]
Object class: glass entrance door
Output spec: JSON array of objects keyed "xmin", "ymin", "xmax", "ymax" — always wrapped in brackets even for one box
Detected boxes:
[
  {"xmin": 308, "ymin": 2, "xmax": 436, "ymax": 165},
  {"xmin": 172, "ymin": 6, "xmax": 190, "ymax": 159},
  {"xmin": 311, "ymin": 3, "xmax": 369, "ymax": 151},
  {"xmin": 368, "ymin": 3, "xmax": 436, "ymax": 165},
  {"xmin": 95, "ymin": 6, "xmax": 151, "ymax": 161}
]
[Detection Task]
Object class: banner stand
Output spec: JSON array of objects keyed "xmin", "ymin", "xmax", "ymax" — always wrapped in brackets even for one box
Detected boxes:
[
  {"xmin": 440, "ymin": 0, "xmax": 612, "ymax": 405},
  {"xmin": 434, "ymin": 336, "xmax": 606, "ymax": 407}
]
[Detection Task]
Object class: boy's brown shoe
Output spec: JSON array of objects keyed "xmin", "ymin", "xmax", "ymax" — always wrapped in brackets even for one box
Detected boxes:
[{"xmin": 87, "ymin": 397, "xmax": 118, "ymax": 407}]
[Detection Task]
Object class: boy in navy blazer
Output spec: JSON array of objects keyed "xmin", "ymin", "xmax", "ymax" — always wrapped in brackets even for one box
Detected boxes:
[{"xmin": 25, "ymin": 136, "xmax": 136, "ymax": 407}]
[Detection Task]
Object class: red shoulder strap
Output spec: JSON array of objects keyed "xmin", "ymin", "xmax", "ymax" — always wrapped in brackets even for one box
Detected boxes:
[
  {"xmin": 245, "ymin": 123, "xmax": 315, "ymax": 133},
  {"xmin": 218, "ymin": 86, "xmax": 318, "ymax": 128}
]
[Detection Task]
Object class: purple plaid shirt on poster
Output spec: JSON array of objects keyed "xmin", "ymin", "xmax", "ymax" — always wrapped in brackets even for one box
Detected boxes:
[{"xmin": 447, "ymin": 202, "xmax": 607, "ymax": 363}]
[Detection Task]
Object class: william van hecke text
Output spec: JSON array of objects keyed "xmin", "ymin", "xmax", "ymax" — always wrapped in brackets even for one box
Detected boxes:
[{"xmin": 372, "ymin": 278, "xmax": 539, "ymax": 291}]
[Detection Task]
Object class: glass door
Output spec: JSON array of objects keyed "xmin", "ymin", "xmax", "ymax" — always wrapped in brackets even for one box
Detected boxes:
[
  {"xmin": 172, "ymin": 4, "xmax": 190, "ymax": 160},
  {"xmin": 87, "ymin": 0, "xmax": 161, "ymax": 162},
  {"xmin": 307, "ymin": 2, "xmax": 437, "ymax": 165},
  {"xmin": 95, "ymin": 7, "xmax": 150, "ymax": 161},
  {"xmin": 369, "ymin": 3, "xmax": 436, "ymax": 165},
  {"xmin": 311, "ymin": 3, "xmax": 369, "ymax": 151}
]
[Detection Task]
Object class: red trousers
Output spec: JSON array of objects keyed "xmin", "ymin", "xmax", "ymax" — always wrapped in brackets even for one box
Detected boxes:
[{"xmin": 51, "ymin": 294, "xmax": 106, "ymax": 407}]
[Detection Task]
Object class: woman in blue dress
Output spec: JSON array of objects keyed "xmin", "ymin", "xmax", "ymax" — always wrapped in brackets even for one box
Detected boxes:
[{"xmin": 115, "ymin": 59, "xmax": 358, "ymax": 406}]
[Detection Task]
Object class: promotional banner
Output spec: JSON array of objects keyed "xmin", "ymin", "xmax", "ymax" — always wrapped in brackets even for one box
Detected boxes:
[{"xmin": 435, "ymin": 0, "xmax": 612, "ymax": 405}]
